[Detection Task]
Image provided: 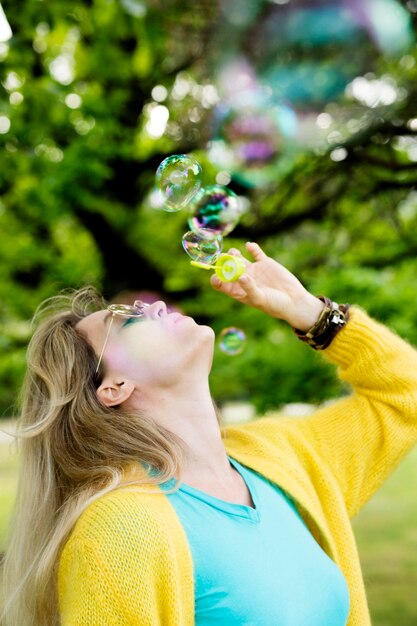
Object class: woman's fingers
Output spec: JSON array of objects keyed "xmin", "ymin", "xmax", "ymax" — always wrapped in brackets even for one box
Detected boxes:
[
  {"xmin": 224, "ymin": 243, "xmax": 266, "ymax": 266},
  {"xmin": 245, "ymin": 241, "xmax": 267, "ymax": 262},
  {"xmin": 210, "ymin": 274, "xmax": 223, "ymax": 289},
  {"xmin": 227, "ymin": 247, "xmax": 242, "ymax": 256},
  {"xmin": 210, "ymin": 274, "xmax": 236, "ymax": 295},
  {"xmin": 237, "ymin": 273, "xmax": 264, "ymax": 307},
  {"xmin": 226, "ymin": 247, "xmax": 251, "ymax": 268},
  {"xmin": 210, "ymin": 242, "xmax": 267, "ymax": 302},
  {"xmin": 210, "ymin": 272, "xmax": 247, "ymax": 300}
]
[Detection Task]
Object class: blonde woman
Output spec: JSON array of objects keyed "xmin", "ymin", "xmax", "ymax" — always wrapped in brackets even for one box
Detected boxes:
[{"xmin": 2, "ymin": 242, "xmax": 417, "ymax": 626}]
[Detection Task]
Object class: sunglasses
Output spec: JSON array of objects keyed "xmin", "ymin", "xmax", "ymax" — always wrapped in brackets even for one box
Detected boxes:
[{"xmin": 95, "ymin": 300, "xmax": 150, "ymax": 374}]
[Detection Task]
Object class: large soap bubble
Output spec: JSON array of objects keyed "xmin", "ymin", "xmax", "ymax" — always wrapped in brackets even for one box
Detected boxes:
[
  {"xmin": 155, "ymin": 154, "xmax": 202, "ymax": 211},
  {"xmin": 214, "ymin": 1, "xmax": 413, "ymax": 110},
  {"xmin": 209, "ymin": 89, "xmax": 298, "ymax": 186},
  {"xmin": 188, "ymin": 185, "xmax": 242, "ymax": 236},
  {"xmin": 205, "ymin": 0, "xmax": 414, "ymax": 182},
  {"xmin": 182, "ymin": 228, "xmax": 223, "ymax": 265},
  {"xmin": 218, "ymin": 327, "xmax": 246, "ymax": 356}
]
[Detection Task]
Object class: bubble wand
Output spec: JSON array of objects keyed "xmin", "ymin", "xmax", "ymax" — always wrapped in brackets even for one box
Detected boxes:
[{"xmin": 190, "ymin": 253, "xmax": 246, "ymax": 282}]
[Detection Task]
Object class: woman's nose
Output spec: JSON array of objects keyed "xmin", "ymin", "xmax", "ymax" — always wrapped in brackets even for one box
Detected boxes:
[{"xmin": 145, "ymin": 300, "xmax": 167, "ymax": 319}]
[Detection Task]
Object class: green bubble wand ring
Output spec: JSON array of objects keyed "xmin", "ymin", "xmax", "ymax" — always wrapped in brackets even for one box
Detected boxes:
[{"xmin": 190, "ymin": 253, "xmax": 246, "ymax": 282}]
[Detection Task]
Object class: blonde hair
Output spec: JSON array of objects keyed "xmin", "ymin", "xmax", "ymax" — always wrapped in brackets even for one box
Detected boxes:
[{"xmin": 1, "ymin": 287, "xmax": 186, "ymax": 626}]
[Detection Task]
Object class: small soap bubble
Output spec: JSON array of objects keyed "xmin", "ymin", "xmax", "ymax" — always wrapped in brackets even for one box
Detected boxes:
[
  {"xmin": 218, "ymin": 327, "xmax": 246, "ymax": 356},
  {"xmin": 156, "ymin": 154, "xmax": 202, "ymax": 212},
  {"xmin": 188, "ymin": 185, "xmax": 241, "ymax": 236},
  {"xmin": 182, "ymin": 229, "xmax": 223, "ymax": 264}
]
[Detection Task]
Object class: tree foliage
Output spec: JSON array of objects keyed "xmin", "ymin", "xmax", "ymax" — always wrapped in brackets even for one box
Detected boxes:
[{"xmin": 1, "ymin": 0, "xmax": 417, "ymax": 416}]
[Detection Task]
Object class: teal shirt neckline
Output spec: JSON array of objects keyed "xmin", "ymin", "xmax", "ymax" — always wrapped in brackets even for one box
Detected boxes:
[
  {"xmin": 163, "ymin": 457, "xmax": 350, "ymax": 625},
  {"xmin": 164, "ymin": 456, "xmax": 260, "ymax": 522}
]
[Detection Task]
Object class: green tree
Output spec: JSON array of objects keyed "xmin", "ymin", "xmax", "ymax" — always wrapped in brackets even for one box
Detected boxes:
[{"xmin": 1, "ymin": 0, "xmax": 417, "ymax": 415}]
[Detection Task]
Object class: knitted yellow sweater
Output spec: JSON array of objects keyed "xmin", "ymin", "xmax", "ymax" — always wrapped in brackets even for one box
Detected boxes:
[{"xmin": 58, "ymin": 307, "xmax": 417, "ymax": 625}]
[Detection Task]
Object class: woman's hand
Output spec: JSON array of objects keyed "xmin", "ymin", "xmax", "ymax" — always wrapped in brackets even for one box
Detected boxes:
[{"xmin": 210, "ymin": 242, "xmax": 325, "ymax": 332}]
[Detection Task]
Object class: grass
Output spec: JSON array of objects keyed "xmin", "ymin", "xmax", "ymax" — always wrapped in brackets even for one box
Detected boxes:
[
  {"xmin": 0, "ymin": 430, "xmax": 417, "ymax": 624},
  {"xmin": 353, "ymin": 445, "xmax": 417, "ymax": 626}
]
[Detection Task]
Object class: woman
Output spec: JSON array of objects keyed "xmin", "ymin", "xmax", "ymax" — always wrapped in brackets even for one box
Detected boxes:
[{"xmin": 2, "ymin": 242, "xmax": 417, "ymax": 626}]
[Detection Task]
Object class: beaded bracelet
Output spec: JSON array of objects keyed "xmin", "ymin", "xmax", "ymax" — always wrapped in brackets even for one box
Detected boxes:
[{"xmin": 294, "ymin": 296, "xmax": 350, "ymax": 350}]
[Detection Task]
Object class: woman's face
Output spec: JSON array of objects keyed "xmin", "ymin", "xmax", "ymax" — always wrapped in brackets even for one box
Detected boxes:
[{"xmin": 76, "ymin": 301, "xmax": 215, "ymax": 390}]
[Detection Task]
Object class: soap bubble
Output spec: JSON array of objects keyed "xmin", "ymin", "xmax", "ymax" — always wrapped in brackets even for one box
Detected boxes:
[
  {"xmin": 155, "ymin": 154, "xmax": 202, "ymax": 211},
  {"xmin": 188, "ymin": 185, "xmax": 242, "ymax": 236},
  {"xmin": 209, "ymin": 93, "xmax": 298, "ymax": 186},
  {"xmin": 214, "ymin": 2, "xmax": 413, "ymax": 113},
  {"xmin": 214, "ymin": 92, "xmax": 297, "ymax": 163},
  {"xmin": 218, "ymin": 327, "xmax": 246, "ymax": 356},
  {"xmin": 205, "ymin": 2, "xmax": 414, "ymax": 172},
  {"xmin": 182, "ymin": 228, "xmax": 223, "ymax": 264}
]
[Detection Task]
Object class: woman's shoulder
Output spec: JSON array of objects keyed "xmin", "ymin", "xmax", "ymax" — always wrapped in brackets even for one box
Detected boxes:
[
  {"xmin": 58, "ymin": 484, "xmax": 194, "ymax": 615},
  {"xmin": 225, "ymin": 414, "xmax": 300, "ymax": 443},
  {"xmin": 62, "ymin": 484, "xmax": 180, "ymax": 557}
]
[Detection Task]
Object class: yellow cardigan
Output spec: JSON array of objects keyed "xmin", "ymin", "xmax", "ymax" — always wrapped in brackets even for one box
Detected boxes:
[{"xmin": 58, "ymin": 307, "xmax": 417, "ymax": 625}]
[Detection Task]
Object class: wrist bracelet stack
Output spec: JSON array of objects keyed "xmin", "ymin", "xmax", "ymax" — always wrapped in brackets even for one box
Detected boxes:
[{"xmin": 294, "ymin": 296, "xmax": 350, "ymax": 350}]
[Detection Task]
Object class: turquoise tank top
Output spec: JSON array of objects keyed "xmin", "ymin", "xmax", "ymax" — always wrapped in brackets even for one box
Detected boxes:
[{"xmin": 165, "ymin": 457, "xmax": 350, "ymax": 625}]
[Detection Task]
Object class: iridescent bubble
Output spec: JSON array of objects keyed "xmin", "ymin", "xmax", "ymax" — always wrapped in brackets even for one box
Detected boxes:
[
  {"xmin": 218, "ymin": 97, "xmax": 297, "ymax": 167},
  {"xmin": 188, "ymin": 185, "xmax": 242, "ymax": 236},
  {"xmin": 206, "ymin": 2, "xmax": 414, "ymax": 173},
  {"xmin": 208, "ymin": 79, "xmax": 297, "ymax": 186},
  {"xmin": 218, "ymin": 327, "xmax": 246, "ymax": 356},
  {"xmin": 182, "ymin": 229, "xmax": 223, "ymax": 264},
  {"xmin": 155, "ymin": 154, "xmax": 202, "ymax": 212}
]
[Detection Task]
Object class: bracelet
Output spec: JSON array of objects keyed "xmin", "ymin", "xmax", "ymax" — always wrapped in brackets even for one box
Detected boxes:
[{"xmin": 294, "ymin": 296, "xmax": 350, "ymax": 350}]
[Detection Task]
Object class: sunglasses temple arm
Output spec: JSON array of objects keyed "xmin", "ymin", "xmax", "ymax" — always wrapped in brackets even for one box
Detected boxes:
[{"xmin": 95, "ymin": 316, "xmax": 114, "ymax": 374}]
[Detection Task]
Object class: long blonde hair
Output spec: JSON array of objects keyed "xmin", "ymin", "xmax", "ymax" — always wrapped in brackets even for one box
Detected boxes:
[{"xmin": 1, "ymin": 287, "xmax": 186, "ymax": 626}]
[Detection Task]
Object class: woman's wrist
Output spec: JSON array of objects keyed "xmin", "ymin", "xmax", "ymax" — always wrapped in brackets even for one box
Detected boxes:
[
  {"xmin": 294, "ymin": 296, "xmax": 351, "ymax": 350},
  {"xmin": 288, "ymin": 294, "xmax": 326, "ymax": 332}
]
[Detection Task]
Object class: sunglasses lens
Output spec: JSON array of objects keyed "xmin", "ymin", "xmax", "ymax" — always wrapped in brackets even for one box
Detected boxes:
[{"xmin": 108, "ymin": 303, "xmax": 147, "ymax": 317}]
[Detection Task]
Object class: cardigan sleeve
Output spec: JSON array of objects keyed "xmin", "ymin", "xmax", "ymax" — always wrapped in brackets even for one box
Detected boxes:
[
  {"xmin": 292, "ymin": 305, "xmax": 417, "ymax": 517},
  {"xmin": 58, "ymin": 489, "xmax": 194, "ymax": 626}
]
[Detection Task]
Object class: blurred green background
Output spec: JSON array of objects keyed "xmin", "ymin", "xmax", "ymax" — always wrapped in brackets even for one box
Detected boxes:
[
  {"xmin": 1, "ymin": 0, "xmax": 417, "ymax": 415},
  {"xmin": 1, "ymin": 0, "xmax": 417, "ymax": 622}
]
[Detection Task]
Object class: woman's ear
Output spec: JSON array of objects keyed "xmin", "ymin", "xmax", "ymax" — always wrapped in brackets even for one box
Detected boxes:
[{"xmin": 96, "ymin": 378, "xmax": 135, "ymax": 407}]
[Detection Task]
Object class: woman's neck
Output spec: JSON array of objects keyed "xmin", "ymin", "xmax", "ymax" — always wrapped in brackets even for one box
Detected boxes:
[{"xmin": 138, "ymin": 379, "xmax": 234, "ymax": 483}]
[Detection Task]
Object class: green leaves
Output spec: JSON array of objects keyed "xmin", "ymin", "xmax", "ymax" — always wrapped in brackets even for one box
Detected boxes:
[{"xmin": 0, "ymin": 1, "xmax": 417, "ymax": 416}]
